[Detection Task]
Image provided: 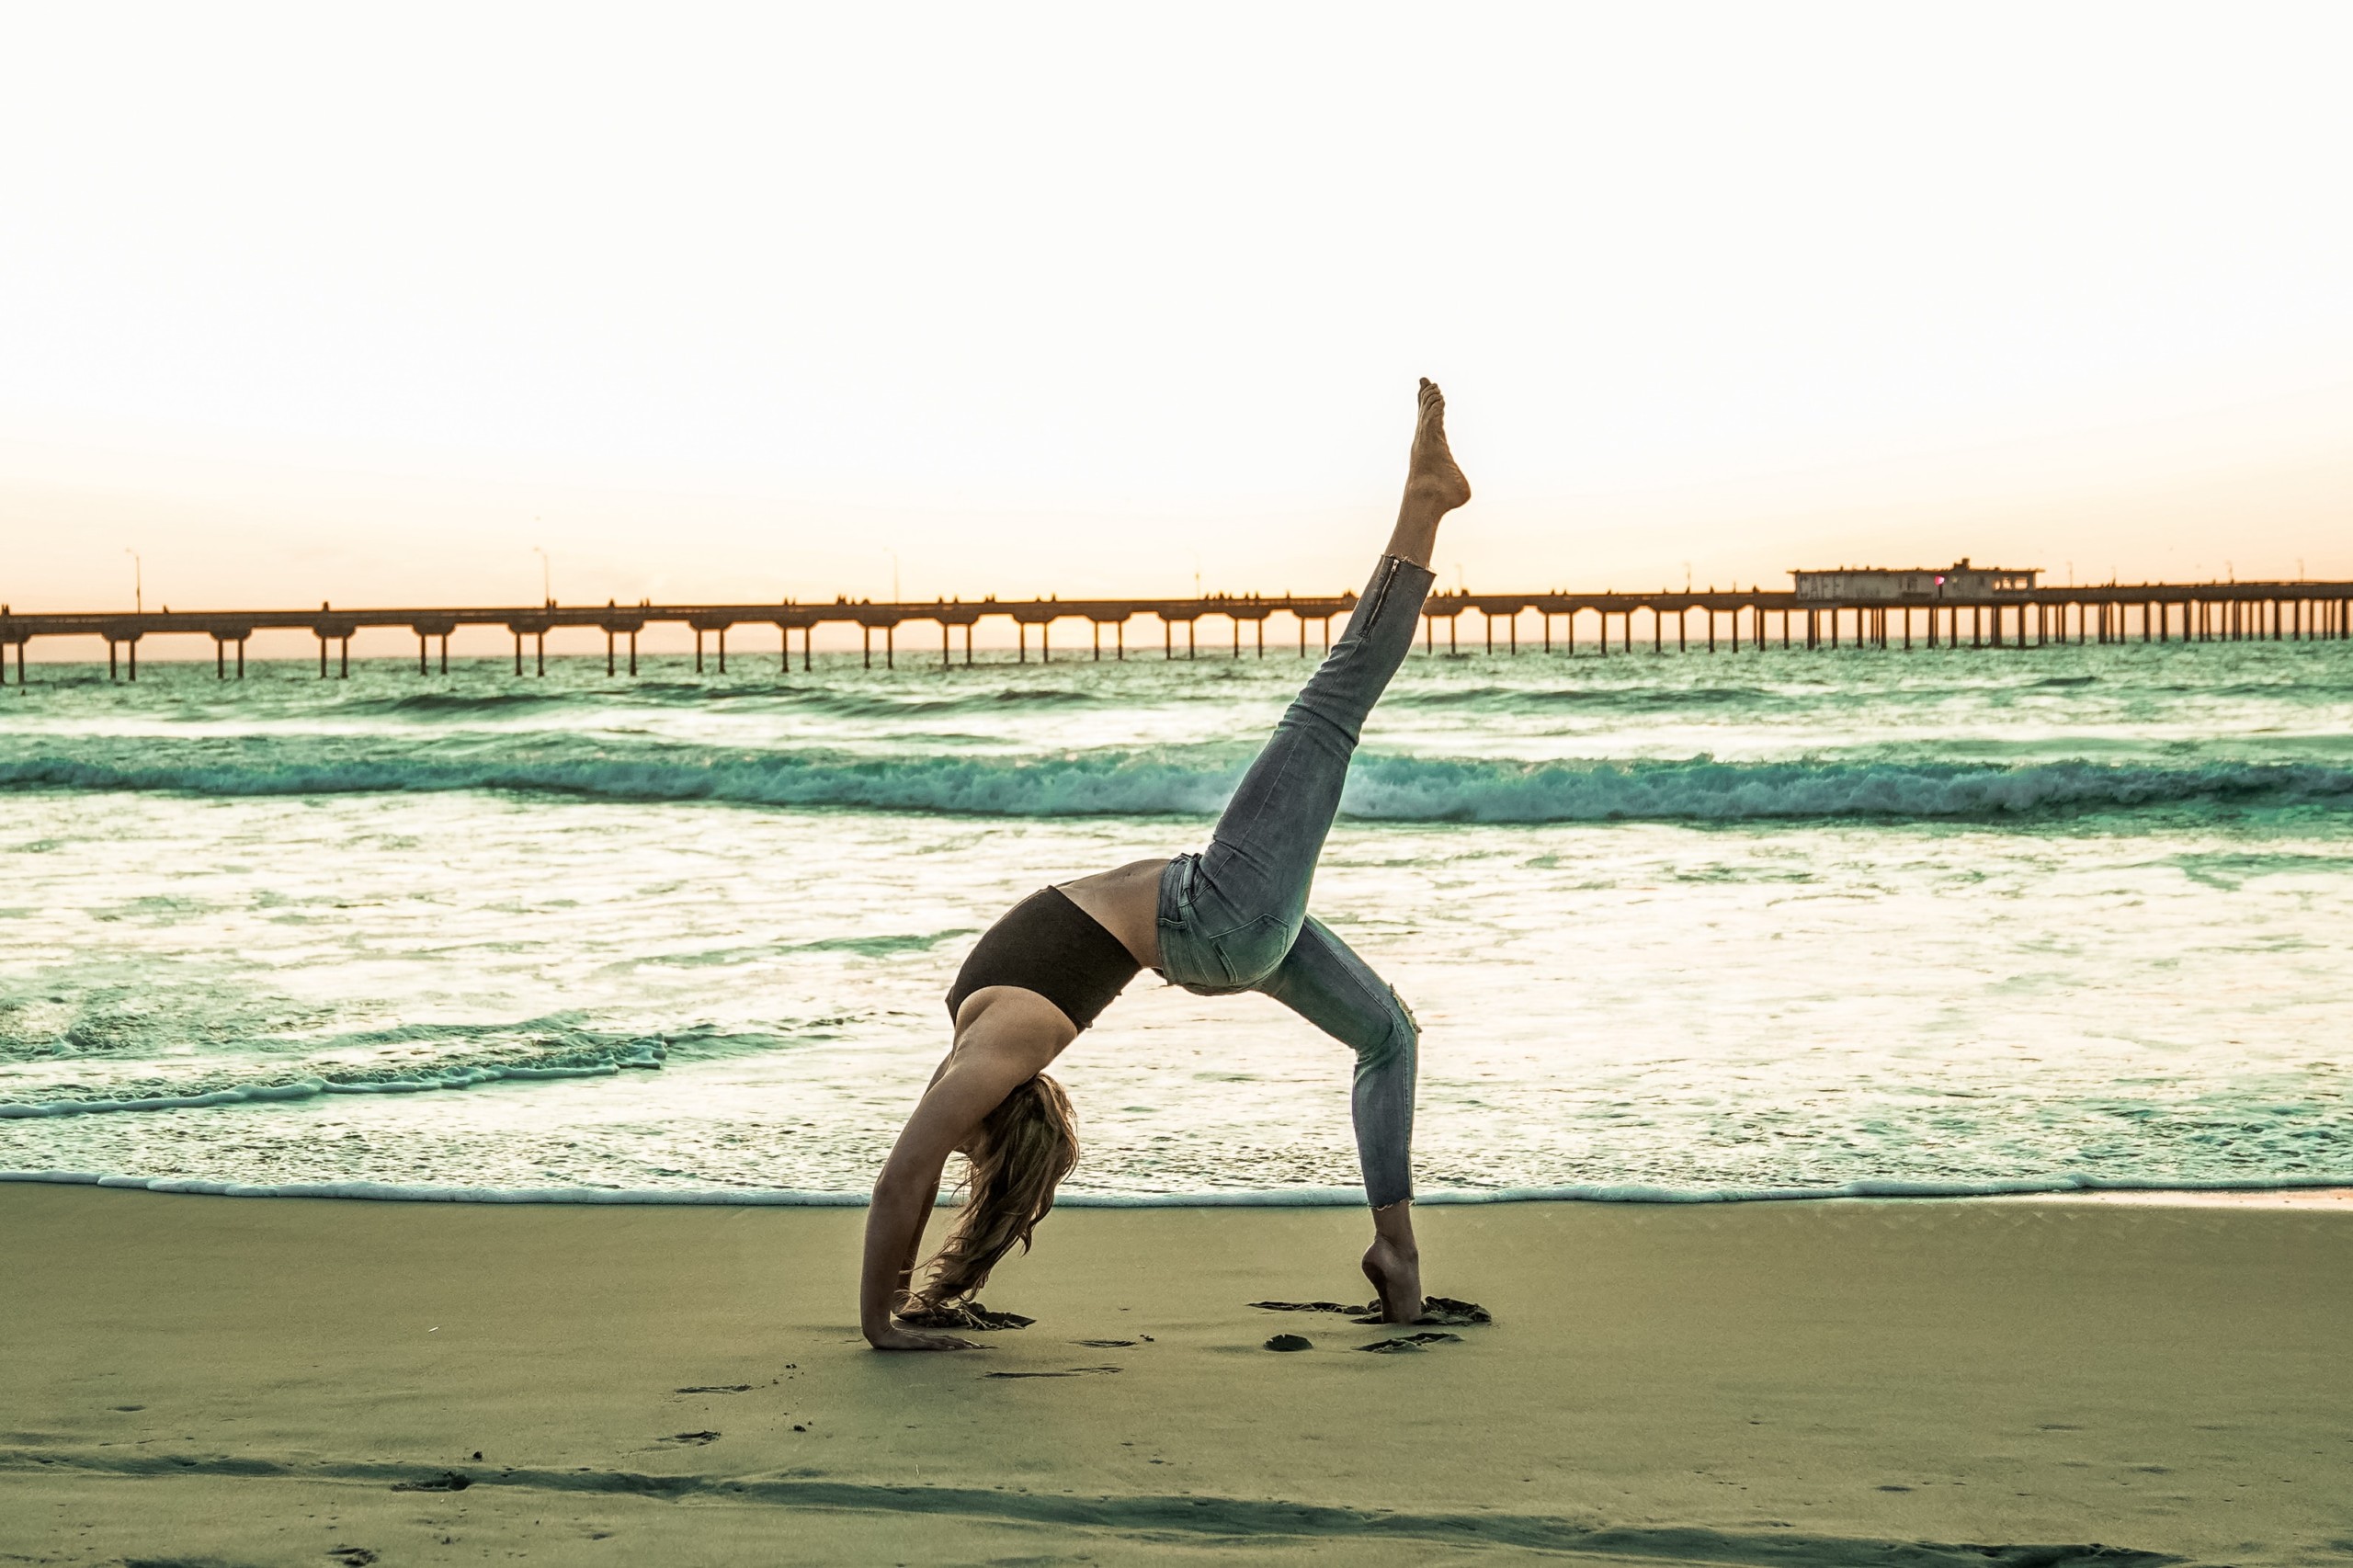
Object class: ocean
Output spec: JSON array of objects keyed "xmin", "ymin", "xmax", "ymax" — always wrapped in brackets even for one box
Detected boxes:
[{"xmin": 4, "ymin": 634, "xmax": 2349, "ymax": 1206}]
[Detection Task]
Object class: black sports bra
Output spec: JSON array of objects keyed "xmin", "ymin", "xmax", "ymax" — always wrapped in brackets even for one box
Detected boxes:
[{"xmin": 944, "ymin": 886, "xmax": 1142, "ymax": 1032}]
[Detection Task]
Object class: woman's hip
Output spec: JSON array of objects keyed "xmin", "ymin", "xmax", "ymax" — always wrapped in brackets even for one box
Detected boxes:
[{"xmin": 1155, "ymin": 851, "xmax": 1306, "ymax": 993}]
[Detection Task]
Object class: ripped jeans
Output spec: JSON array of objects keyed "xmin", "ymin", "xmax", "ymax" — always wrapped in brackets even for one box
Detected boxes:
[{"xmin": 1155, "ymin": 552, "xmax": 1435, "ymax": 1209}]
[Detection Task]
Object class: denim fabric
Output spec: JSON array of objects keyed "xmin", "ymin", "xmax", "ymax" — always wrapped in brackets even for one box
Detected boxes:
[
  {"xmin": 1155, "ymin": 551, "xmax": 1434, "ymax": 1206},
  {"xmin": 1256, "ymin": 915, "xmax": 1419, "ymax": 1207}
]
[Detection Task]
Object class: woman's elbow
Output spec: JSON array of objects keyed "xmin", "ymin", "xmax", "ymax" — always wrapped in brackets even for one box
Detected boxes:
[{"xmin": 870, "ymin": 1168, "xmax": 934, "ymax": 1209}]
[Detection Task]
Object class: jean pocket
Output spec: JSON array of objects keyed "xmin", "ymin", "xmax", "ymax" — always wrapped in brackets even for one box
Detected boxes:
[{"xmin": 1212, "ymin": 915, "xmax": 1293, "ymax": 989}]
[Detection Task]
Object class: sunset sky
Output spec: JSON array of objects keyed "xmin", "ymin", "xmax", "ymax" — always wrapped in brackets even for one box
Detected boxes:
[{"xmin": 6, "ymin": 2, "xmax": 2352, "ymax": 641}]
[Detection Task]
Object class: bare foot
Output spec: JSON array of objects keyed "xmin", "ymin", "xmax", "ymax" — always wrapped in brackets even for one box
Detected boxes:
[
  {"xmin": 1361, "ymin": 1233, "xmax": 1424, "ymax": 1325},
  {"xmin": 1387, "ymin": 378, "xmax": 1471, "ymax": 565},
  {"xmin": 1405, "ymin": 378, "xmax": 1472, "ymax": 515}
]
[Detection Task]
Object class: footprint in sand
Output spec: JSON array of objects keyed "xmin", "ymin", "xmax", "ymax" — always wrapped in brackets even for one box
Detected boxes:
[
  {"xmin": 899, "ymin": 1302, "xmax": 1034, "ymax": 1331},
  {"xmin": 1358, "ymin": 1332, "xmax": 1464, "ymax": 1353},
  {"xmin": 1247, "ymin": 1300, "xmax": 1362, "ymax": 1315},
  {"xmin": 1248, "ymin": 1296, "xmax": 1492, "ymax": 1327}
]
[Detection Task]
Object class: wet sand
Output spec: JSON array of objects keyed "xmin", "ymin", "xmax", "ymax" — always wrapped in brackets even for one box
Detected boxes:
[{"xmin": 3, "ymin": 1184, "xmax": 2348, "ymax": 1565}]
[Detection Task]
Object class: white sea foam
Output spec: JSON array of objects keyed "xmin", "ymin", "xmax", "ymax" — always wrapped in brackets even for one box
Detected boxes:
[
  {"xmin": 6, "ymin": 642, "xmax": 2351, "ymax": 1201},
  {"xmin": 0, "ymin": 1041, "xmax": 667, "ymax": 1119},
  {"xmin": 7, "ymin": 743, "xmax": 2352, "ymax": 823}
]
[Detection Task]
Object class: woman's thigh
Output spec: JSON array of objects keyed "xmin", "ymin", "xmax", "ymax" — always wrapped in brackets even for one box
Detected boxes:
[{"xmin": 1193, "ymin": 556, "xmax": 1434, "ymax": 926}]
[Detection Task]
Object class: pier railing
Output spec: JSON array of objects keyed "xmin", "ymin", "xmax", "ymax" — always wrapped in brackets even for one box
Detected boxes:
[{"xmin": 2, "ymin": 582, "xmax": 2349, "ymax": 681}]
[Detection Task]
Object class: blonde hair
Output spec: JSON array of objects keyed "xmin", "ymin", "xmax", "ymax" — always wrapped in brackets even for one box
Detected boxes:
[{"xmin": 910, "ymin": 1074, "xmax": 1079, "ymax": 1311}]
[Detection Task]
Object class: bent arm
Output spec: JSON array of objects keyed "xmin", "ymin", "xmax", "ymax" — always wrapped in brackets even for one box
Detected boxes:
[{"xmin": 860, "ymin": 994, "xmax": 1073, "ymax": 1349}]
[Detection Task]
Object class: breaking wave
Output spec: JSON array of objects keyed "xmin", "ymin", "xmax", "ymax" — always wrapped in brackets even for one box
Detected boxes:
[{"xmin": 6, "ymin": 736, "xmax": 2353, "ymax": 822}]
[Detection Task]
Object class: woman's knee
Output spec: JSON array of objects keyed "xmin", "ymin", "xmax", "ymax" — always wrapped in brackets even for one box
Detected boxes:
[{"xmin": 1355, "ymin": 991, "xmax": 1418, "ymax": 1077}]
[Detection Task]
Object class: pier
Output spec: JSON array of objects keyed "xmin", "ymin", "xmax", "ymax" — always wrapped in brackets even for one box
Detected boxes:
[{"xmin": 2, "ymin": 580, "xmax": 2349, "ymax": 683}]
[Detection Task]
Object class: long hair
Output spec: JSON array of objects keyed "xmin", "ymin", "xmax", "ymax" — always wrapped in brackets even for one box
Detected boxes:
[{"xmin": 909, "ymin": 1074, "xmax": 1079, "ymax": 1311}]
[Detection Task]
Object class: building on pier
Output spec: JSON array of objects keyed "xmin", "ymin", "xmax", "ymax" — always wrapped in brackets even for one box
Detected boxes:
[{"xmin": 1791, "ymin": 559, "xmax": 2039, "ymax": 601}]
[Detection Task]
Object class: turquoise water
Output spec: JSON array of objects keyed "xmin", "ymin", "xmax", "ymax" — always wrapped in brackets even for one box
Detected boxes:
[{"xmin": 3, "ymin": 639, "xmax": 2349, "ymax": 1202}]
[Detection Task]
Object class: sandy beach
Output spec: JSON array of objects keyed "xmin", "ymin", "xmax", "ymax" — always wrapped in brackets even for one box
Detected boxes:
[{"xmin": 4, "ymin": 1186, "xmax": 2348, "ymax": 1566}]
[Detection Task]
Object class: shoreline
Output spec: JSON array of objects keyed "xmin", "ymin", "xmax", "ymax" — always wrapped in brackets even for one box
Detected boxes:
[{"xmin": 5, "ymin": 1165, "xmax": 2349, "ymax": 1209}]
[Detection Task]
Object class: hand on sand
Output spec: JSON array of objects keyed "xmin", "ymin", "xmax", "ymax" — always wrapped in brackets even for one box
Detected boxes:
[{"xmin": 868, "ymin": 1324, "xmax": 980, "ymax": 1352}]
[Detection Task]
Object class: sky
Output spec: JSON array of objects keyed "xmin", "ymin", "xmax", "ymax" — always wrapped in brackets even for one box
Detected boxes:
[{"xmin": 5, "ymin": 1, "xmax": 2352, "ymax": 638}]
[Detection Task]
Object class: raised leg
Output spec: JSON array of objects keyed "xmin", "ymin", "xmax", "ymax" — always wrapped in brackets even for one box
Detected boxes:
[
  {"xmin": 1171, "ymin": 549, "xmax": 1433, "ymax": 980},
  {"xmin": 1159, "ymin": 381, "xmax": 1468, "ymax": 991}
]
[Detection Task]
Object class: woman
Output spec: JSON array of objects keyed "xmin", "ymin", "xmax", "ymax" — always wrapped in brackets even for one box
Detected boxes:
[{"xmin": 861, "ymin": 378, "xmax": 1471, "ymax": 1350}]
